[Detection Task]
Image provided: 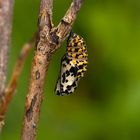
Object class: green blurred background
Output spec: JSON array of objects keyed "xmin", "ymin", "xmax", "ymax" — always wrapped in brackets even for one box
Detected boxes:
[{"xmin": 1, "ymin": 0, "xmax": 140, "ymax": 139}]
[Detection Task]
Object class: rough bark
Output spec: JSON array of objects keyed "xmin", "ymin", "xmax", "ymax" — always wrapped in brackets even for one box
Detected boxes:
[{"xmin": 21, "ymin": 0, "xmax": 83, "ymax": 140}]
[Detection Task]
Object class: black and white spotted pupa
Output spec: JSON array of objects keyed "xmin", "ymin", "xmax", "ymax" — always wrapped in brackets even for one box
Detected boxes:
[{"xmin": 55, "ymin": 32, "xmax": 88, "ymax": 96}]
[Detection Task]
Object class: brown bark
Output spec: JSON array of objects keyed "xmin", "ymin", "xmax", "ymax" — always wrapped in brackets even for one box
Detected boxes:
[
  {"xmin": 0, "ymin": 0, "xmax": 14, "ymax": 131},
  {"xmin": 21, "ymin": 0, "xmax": 83, "ymax": 140}
]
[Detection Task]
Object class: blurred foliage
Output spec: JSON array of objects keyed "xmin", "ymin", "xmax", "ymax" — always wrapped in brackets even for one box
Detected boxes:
[{"xmin": 1, "ymin": 0, "xmax": 140, "ymax": 140}]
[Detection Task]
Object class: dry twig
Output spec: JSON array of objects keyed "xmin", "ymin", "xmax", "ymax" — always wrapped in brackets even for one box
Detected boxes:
[
  {"xmin": 21, "ymin": 0, "xmax": 83, "ymax": 140},
  {"xmin": 0, "ymin": 0, "xmax": 14, "ymax": 131},
  {"xmin": 0, "ymin": 34, "xmax": 36, "ymax": 131}
]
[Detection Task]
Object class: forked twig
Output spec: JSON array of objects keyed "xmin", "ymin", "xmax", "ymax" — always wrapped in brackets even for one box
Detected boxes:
[{"xmin": 21, "ymin": 0, "xmax": 83, "ymax": 140}]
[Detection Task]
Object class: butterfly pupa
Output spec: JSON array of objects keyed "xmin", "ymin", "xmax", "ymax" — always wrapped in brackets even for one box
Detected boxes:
[{"xmin": 55, "ymin": 32, "xmax": 88, "ymax": 96}]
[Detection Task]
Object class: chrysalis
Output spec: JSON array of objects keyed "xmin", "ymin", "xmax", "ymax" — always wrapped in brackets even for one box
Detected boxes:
[{"xmin": 55, "ymin": 32, "xmax": 88, "ymax": 96}]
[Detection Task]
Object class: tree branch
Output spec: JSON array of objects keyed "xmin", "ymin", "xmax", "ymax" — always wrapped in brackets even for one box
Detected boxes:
[
  {"xmin": 0, "ymin": 33, "xmax": 36, "ymax": 131},
  {"xmin": 21, "ymin": 0, "xmax": 53, "ymax": 139},
  {"xmin": 21, "ymin": 0, "xmax": 83, "ymax": 140},
  {"xmin": 0, "ymin": 0, "xmax": 14, "ymax": 131},
  {"xmin": 55, "ymin": 0, "xmax": 83, "ymax": 43}
]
